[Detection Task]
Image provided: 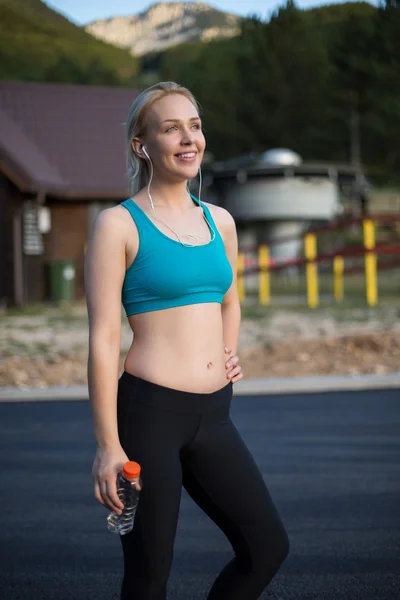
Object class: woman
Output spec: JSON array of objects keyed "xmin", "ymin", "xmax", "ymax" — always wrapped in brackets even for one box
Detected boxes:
[{"xmin": 85, "ymin": 81, "xmax": 289, "ymax": 600}]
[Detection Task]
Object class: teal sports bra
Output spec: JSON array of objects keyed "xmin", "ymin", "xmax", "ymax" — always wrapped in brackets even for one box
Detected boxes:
[{"xmin": 120, "ymin": 195, "xmax": 234, "ymax": 316}]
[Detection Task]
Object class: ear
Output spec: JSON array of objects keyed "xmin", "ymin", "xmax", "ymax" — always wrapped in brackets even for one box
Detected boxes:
[{"xmin": 131, "ymin": 138, "xmax": 144, "ymax": 158}]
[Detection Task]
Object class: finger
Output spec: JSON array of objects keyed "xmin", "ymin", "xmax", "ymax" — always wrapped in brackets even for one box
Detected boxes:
[
  {"xmin": 224, "ymin": 346, "xmax": 232, "ymax": 354},
  {"xmin": 227, "ymin": 365, "xmax": 242, "ymax": 377},
  {"xmin": 99, "ymin": 479, "xmax": 119, "ymax": 513},
  {"xmin": 231, "ymin": 372, "xmax": 244, "ymax": 383},
  {"xmin": 227, "ymin": 362, "xmax": 241, "ymax": 374},
  {"xmin": 106, "ymin": 479, "xmax": 124, "ymax": 513},
  {"xmin": 227, "ymin": 366, "xmax": 241, "ymax": 379},
  {"xmin": 93, "ymin": 482, "xmax": 104, "ymax": 506},
  {"xmin": 225, "ymin": 355, "xmax": 239, "ymax": 369},
  {"xmin": 99, "ymin": 481, "xmax": 111, "ymax": 510}
]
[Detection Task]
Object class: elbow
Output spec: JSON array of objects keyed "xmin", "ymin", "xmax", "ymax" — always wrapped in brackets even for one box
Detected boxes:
[{"xmin": 89, "ymin": 326, "xmax": 121, "ymax": 349}]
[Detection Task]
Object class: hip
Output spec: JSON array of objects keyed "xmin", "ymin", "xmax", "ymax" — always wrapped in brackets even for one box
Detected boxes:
[
  {"xmin": 123, "ymin": 340, "xmax": 230, "ymax": 394},
  {"xmin": 118, "ymin": 369, "xmax": 233, "ymax": 415}
]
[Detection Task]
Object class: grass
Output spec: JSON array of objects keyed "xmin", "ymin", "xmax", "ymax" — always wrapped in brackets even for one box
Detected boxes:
[
  {"xmin": 5, "ymin": 303, "xmax": 47, "ymax": 316},
  {"xmin": 3, "ymin": 340, "xmax": 30, "ymax": 357},
  {"xmin": 46, "ymin": 314, "xmax": 88, "ymax": 327},
  {"xmin": 241, "ymin": 298, "xmax": 400, "ymax": 321},
  {"xmin": 2, "ymin": 300, "xmax": 87, "ymax": 321},
  {"xmin": 242, "ymin": 268, "xmax": 400, "ymax": 313},
  {"xmin": 256, "ymin": 270, "xmax": 400, "ymax": 299}
]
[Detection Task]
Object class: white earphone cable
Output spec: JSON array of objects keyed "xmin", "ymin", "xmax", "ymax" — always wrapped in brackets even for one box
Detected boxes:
[{"xmin": 143, "ymin": 147, "xmax": 215, "ymax": 248}]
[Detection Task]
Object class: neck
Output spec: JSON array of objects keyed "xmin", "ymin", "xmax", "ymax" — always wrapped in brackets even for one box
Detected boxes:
[{"xmin": 146, "ymin": 176, "xmax": 195, "ymax": 211}]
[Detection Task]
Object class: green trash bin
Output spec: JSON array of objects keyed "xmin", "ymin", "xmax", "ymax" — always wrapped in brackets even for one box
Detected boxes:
[{"xmin": 46, "ymin": 259, "xmax": 76, "ymax": 302}]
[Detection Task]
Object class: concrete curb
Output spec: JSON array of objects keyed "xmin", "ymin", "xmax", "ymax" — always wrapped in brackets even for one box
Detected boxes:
[{"xmin": 1, "ymin": 372, "xmax": 399, "ymax": 402}]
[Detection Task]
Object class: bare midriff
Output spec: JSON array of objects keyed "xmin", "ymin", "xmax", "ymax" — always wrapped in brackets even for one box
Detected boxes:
[{"xmin": 124, "ymin": 302, "xmax": 229, "ymax": 394}]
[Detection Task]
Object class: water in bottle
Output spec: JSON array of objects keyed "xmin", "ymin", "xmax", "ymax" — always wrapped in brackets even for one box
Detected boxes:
[{"xmin": 107, "ymin": 461, "xmax": 142, "ymax": 535}]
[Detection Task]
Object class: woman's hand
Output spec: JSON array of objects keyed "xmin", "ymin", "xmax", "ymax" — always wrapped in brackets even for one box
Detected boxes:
[
  {"xmin": 224, "ymin": 346, "xmax": 243, "ymax": 384},
  {"xmin": 92, "ymin": 445, "xmax": 131, "ymax": 515}
]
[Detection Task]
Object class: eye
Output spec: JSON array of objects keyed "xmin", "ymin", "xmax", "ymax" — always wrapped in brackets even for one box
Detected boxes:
[
  {"xmin": 166, "ymin": 126, "xmax": 176, "ymax": 133},
  {"xmin": 192, "ymin": 123, "xmax": 201, "ymax": 130}
]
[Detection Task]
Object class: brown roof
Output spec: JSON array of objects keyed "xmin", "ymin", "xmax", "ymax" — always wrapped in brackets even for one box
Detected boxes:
[{"xmin": 0, "ymin": 81, "xmax": 140, "ymax": 199}]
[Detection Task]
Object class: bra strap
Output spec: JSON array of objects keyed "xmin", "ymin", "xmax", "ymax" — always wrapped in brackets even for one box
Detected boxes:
[
  {"xmin": 199, "ymin": 200, "xmax": 219, "ymax": 236},
  {"xmin": 121, "ymin": 199, "xmax": 148, "ymax": 228}
]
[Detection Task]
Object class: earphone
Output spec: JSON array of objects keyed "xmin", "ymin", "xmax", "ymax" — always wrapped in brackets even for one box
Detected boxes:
[
  {"xmin": 136, "ymin": 143, "xmax": 214, "ymax": 247},
  {"xmin": 142, "ymin": 145, "xmax": 149, "ymax": 160}
]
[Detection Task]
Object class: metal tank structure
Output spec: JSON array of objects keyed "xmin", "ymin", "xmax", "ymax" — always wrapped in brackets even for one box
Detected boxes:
[{"xmin": 202, "ymin": 148, "xmax": 362, "ymax": 263}]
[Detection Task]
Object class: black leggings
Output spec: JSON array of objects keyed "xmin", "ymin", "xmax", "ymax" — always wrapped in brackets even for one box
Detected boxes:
[{"xmin": 116, "ymin": 371, "xmax": 289, "ymax": 600}]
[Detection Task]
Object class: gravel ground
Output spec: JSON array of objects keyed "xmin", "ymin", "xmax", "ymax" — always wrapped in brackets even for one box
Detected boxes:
[{"xmin": 1, "ymin": 302, "xmax": 400, "ymax": 388}]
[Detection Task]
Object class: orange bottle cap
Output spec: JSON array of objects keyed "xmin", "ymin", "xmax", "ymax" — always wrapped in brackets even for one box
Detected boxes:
[{"xmin": 122, "ymin": 461, "xmax": 141, "ymax": 480}]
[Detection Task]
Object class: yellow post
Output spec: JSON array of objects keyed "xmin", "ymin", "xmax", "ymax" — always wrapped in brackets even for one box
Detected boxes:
[
  {"xmin": 304, "ymin": 233, "xmax": 319, "ymax": 308},
  {"xmin": 333, "ymin": 256, "xmax": 344, "ymax": 302},
  {"xmin": 237, "ymin": 252, "xmax": 245, "ymax": 304},
  {"xmin": 258, "ymin": 245, "xmax": 270, "ymax": 306},
  {"xmin": 363, "ymin": 219, "xmax": 378, "ymax": 306}
]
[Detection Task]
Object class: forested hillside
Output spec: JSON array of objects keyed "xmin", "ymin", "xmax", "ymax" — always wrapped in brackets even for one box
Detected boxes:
[
  {"xmin": 0, "ymin": 0, "xmax": 138, "ymax": 84},
  {"xmin": 1, "ymin": 0, "xmax": 399, "ymax": 182},
  {"xmin": 156, "ymin": 1, "xmax": 400, "ymax": 182}
]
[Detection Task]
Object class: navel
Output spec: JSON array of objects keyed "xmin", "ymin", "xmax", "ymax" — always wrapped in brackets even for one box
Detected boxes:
[{"xmin": 207, "ymin": 361, "xmax": 213, "ymax": 370}]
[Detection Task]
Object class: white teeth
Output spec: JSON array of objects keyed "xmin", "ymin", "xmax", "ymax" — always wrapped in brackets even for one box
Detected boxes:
[{"xmin": 177, "ymin": 153, "xmax": 196, "ymax": 158}]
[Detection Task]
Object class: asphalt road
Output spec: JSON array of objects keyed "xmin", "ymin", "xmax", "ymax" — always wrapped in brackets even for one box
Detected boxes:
[{"xmin": 0, "ymin": 389, "xmax": 399, "ymax": 600}]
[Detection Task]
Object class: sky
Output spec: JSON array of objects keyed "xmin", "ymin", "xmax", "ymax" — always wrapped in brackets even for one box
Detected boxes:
[{"xmin": 43, "ymin": 0, "xmax": 376, "ymax": 26}]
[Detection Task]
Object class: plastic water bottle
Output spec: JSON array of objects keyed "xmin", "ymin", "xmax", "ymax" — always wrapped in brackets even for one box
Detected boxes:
[{"xmin": 107, "ymin": 461, "xmax": 142, "ymax": 535}]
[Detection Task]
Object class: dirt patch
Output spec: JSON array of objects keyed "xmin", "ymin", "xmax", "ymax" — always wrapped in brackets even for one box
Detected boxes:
[
  {"xmin": 240, "ymin": 331, "xmax": 400, "ymax": 379},
  {"xmin": 1, "ymin": 303, "xmax": 399, "ymax": 388}
]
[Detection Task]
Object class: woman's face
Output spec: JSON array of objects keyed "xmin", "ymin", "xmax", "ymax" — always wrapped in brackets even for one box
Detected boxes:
[{"xmin": 140, "ymin": 93, "xmax": 206, "ymax": 183}]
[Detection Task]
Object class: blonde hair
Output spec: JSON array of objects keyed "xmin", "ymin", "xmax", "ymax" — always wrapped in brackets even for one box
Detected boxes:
[{"xmin": 125, "ymin": 81, "xmax": 201, "ymax": 196}]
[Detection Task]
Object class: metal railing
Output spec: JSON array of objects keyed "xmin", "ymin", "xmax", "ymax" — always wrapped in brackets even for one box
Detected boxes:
[{"xmin": 237, "ymin": 214, "xmax": 400, "ymax": 307}]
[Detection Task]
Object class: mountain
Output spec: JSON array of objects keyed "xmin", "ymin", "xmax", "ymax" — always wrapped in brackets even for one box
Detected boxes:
[
  {"xmin": 0, "ymin": 0, "xmax": 138, "ymax": 83},
  {"xmin": 85, "ymin": 2, "xmax": 241, "ymax": 57}
]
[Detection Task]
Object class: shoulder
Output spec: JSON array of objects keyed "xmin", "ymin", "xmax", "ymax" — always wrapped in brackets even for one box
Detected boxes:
[
  {"xmin": 202, "ymin": 202, "xmax": 237, "ymax": 244},
  {"xmin": 202, "ymin": 202, "xmax": 236, "ymax": 230},
  {"xmin": 90, "ymin": 203, "xmax": 133, "ymax": 239}
]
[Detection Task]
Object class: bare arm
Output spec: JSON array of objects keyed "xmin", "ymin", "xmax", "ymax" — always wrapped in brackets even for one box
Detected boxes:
[
  {"xmin": 219, "ymin": 208, "xmax": 241, "ymax": 356},
  {"xmin": 206, "ymin": 203, "xmax": 243, "ymax": 383},
  {"xmin": 84, "ymin": 207, "xmax": 131, "ymax": 513},
  {"xmin": 85, "ymin": 208, "xmax": 127, "ymax": 448}
]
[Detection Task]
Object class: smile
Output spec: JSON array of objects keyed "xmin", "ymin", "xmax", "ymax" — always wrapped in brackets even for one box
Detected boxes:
[{"xmin": 175, "ymin": 152, "xmax": 197, "ymax": 161}]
